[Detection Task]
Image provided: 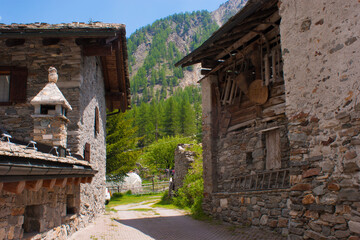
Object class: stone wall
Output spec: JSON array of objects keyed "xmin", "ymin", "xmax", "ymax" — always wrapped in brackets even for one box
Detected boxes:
[
  {"xmin": 0, "ymin": 185, "xmax": 80, "ymax": 240},
  {"xmin": 77, "ymin": 56, "xmax": 107, "ymax": 220},
  {"xmin": 280, "ymin": 0, "xmax": 360, "ymax": 239},
  {"xmin": 0, "ymin": 39, "xmax": 107, "ymax": 238},
  {"xmin": 174, "ymin": 144, "xmax": 195, "ymax": 191}
]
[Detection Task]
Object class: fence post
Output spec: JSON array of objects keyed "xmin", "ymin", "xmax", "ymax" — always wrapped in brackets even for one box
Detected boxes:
[{"xmin": 152, "ymin": 177, "xmax": 155, "ymax": 192}]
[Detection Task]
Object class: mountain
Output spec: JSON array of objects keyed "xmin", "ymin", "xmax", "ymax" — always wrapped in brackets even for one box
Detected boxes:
[{"xmin": 127, "ymin": 0, "xmax": 247, "ymax": 105}]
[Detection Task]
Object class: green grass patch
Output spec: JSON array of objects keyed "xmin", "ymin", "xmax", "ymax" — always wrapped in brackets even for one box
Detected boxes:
[{"xmin": 106, "ymin": 192, "xmax": 162, "ymax": 208}]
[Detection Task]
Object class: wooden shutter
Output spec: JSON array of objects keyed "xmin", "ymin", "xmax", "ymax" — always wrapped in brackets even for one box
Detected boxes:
[
  {"xmin": 84, "ymin": 143, "xmax": 91, "ymax": 162},
  {"xmin": 10, "ymin": 67, "xmax": 28, "ymax": 103},
  {"xmin": 265, "ymin": 129, "xmax": 281, "ymax": 169}
]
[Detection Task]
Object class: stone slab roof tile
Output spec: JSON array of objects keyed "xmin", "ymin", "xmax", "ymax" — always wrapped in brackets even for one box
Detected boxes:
[
  {"xmin": 30, "ymin": 82, "xmax": 72, "ymax": 110},
  {"xmin": 0, "ymin": 141, "xmax": 90, "ymax": 167},
  {"xmin": 0, "ymin": 22, "xmax": 125, "ymax": 31}
]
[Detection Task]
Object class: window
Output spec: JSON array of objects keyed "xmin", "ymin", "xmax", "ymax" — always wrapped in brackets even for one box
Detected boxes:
[
  {"xmin": 84, "ymin": 142, "xmax": 91, "ymax": 162},
  {"xmin": 0, "ymin": 67, "xmax": 28, "ymax": 105},
  {"xmin": 40, "ymin": 105, "xmax": 56, "ymax": 115},
  {"xmin": 23, "ymin": 205, "xmax": 44, "ymax": 233},
  {"xmin": 94, "ymin": 107, "xmax": 99, "ymax": 136},
  {"xmin": 66, "ymin": 194, "xmax": 77, "ymax": 215},
  {"xmin": 0, "ymin": 74, "xmax": 10, "ymax": 102},
  {"xmin": 265, "ymin": 129, "xmax": 281, "ymax": 169}
]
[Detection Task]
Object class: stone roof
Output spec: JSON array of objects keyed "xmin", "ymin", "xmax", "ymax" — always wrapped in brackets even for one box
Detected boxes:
[
  {"xmin": 30, "ymin": 82, "xmax": 72, "ymax": 110},
  {"xmin": 0, "ymin": 141, "xmax": 90, "ymax": 166},
  {"xmin": 0, "ymin": 22, "xmax": 125, "ymax": 31}
]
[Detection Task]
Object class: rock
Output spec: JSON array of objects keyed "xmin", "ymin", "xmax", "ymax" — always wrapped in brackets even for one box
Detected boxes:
[
  {"xmin": 289, "ymin": 226, "xmax": 304, "ymax": 235},
  {"xmin": 268, "ymin": 219, "xmax": 278, "ymax": 228},
  {"xmin": 334, "ymin": 230, "xmax": 350, "ymax": 238},
  {"xmin": 339, "ymin": 189, "xmax": 360, "ymax": 202},
  {"xmin": 313, "ymin": 185, "xmax": 325, "ymax": 195},
  {"xmin": 11, "ymin": 208, "xmax": 25, "ymax": 216},
  {"xmin": 349, "ymin": 221, "xmax": 360, "ymax": 234},
  {"xmin": 348, "ymin": 236, "xmax": 360, "ymax": 240},
  {"xmin": 291, "ymin": 183, "xmax": 312, "ymax": 191},
  {"xmin": 320, "ymin": 193, "xmax": 338, "ymax": 205},
  {"xmin": 343, "ymin": 162, "xmax": 360, "ymax": 173},
  {"xmin": 260, "ymin": 215, "xmax": 268, "ymax": 225},
  {"xmin": 278, "ymin": 217, "xmax": 288, "ymax": 228},
  {"xmin": 335, "ymin": 205, "xmax": 351, "ymax": 214},
  {"xmin": 309, "ymin": 222, "xmax": 322, "ymax": 232},
  {"xmin": 322, "ymin": 226, "xmax": 331, "ymax": 236},
  {"xmin": 303, "ymin": 168, "xmax": 321, "ymax": 178},
  {"xmin": 302, "ymin": 194, "xmax": 315, "ymax": 205},
  {"xmin": 327, "ymin": 183, "xmax": 340, "ymax": 191},
  {"xmin": 304, "ymin": 230, "xmax": 327, "ymax": 240},
  {"xmin": 344, "ymin": 151, "xmax": 357, "ymax": 160},
  {"xmin": 320, "ymin": 213, "xmax": 346, "ymax": 224},
  {"xmin": 304, "ymin": 210, "xmax": 319, "ymax": 219},
  {"xmin": 220, "ymin": 198, "xmax": 228, "ymax": 208}
]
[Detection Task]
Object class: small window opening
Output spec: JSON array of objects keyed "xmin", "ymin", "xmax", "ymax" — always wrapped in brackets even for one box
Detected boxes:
[
  {"xmin": 84, "ymin": 142, "xmax": 91, "ymax": 162},
  {"xmin": 94, "ymin": 107, "xmax": 99, "ymax": 136},
  {"xmin": 61, "ymin": 106, "xmax": 67, "ymax": 117},
  {"xmin": 246, "ymin": 152, "xmax": 253, "ymax": 165},
  {"xmin": 66, "ymin": 194, "xmax": 77, "ymax": 215},
  {"xmin": 23, "ymin": 205, "xmax": 43, "ymax": 234},
  {"xmin": 40, "ymin": 105, "xmax": 56, "ymax": 115},
  {"xmin": 0, "ymin": 74, "xmax": 10, "ymax": 102}
]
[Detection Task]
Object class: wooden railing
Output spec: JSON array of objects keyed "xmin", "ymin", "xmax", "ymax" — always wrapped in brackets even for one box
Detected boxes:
[{"xmin": 229, "ymin": 168, "xmax": 290, "ymax": 192}]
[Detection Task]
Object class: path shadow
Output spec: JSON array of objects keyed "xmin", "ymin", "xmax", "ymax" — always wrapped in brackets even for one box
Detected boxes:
[{"xmin": 115, "ymin": 215, "xmax": 284, "ymax": 240}]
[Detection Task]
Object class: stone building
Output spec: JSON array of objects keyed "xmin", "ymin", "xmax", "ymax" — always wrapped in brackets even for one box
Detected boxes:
[
  {"xmin": 0, "ymin": 23, "xmax": 130, "ymax": 239},
  {"xmin": 176, "ymin": 0, "xmax": 360, "ymax": 239}
]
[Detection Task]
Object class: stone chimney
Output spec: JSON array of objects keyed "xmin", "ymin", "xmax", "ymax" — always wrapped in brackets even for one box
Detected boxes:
[{"xmin": 30, "ymin": 67, "xmax": 72, "ymax": 148}]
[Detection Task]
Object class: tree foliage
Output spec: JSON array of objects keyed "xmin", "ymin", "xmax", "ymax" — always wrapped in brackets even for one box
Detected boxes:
[{"xmin": 106, "ymin": 111, "xmax": 141, "ymax": 178}]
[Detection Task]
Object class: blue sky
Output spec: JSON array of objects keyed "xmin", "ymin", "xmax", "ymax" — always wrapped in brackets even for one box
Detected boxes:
[{"xmin": 0, "ymin": 0, "xmax": 228, "ymax": 36}]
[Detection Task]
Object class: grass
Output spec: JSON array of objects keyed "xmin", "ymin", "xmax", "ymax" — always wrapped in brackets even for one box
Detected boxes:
[{"xmin": 105, "ymin": 192, "xmax": 162, "ymax": 211}]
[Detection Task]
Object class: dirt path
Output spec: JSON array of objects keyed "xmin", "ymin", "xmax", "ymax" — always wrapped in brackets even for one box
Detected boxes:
[{"xmin": 70, "ymin": 200, "xmax": 285, "ymax": 240}]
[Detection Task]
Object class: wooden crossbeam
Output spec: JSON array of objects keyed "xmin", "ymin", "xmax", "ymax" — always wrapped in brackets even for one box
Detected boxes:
[
  {"xmin": 25, "ymin": 180, "xmax": 43, "ymax": 192},
  {"xmin": 55, "ymin": 178, "xmax": 67, "ymax": 188},
  {"xmin": 43, "ymin": 179, "xmax": 56, "ymax": 190},
  {"xmin": 3, "ymin": 181, "xmax": 26, "ymax": 194},
  {"xmin": 83, "ymin": 44, "xmax": 113, "ymax": 56}
]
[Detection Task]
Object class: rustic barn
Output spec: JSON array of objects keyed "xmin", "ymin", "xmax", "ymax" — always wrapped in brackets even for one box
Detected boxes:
[{"xmin": 177, "ymin": 0, "xmax": 360, "ymax": 239}]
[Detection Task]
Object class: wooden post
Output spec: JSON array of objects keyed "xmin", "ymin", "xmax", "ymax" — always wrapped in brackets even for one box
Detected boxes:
[
  {"xmin": 80, "ymin": 177, "xmax": 87, "ymax": 184},
  {"xmin": 55, "ymin": 178, "xmax": 67, "ymax": 188},
  {"xmin": 43, "ymin": 179, "xmax": 56, "ymax": 189},
  {"xmin": 3, "ymin": 181, "xmax": 26, "ymax": 194},
  {"xmin": 86, "ymin": 177, "xmax": 93, "ymax": 183},
  {"xmin": 0, "ymin": 182, "xmax": 3, "ymax": 191},
  {"xmin": 25, "ymin": 180, "xmax": 43, "ymax": 192}
]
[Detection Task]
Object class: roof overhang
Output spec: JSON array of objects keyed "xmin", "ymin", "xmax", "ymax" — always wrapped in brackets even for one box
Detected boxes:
[
  {"xmin": 175, "ymin": 0, "xmax": 279, "ymax": 69},
  {"xmin": 0, "ymin": 23, "xmax": 130, "ymax": 112}
]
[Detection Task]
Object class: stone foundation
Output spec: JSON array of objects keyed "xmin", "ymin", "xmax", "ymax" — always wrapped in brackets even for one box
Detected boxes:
[{"xmin": 0, "ymin": 185, "xmax": 81, "ymax": 240}]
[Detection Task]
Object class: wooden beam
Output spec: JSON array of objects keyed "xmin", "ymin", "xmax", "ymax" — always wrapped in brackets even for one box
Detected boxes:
[
  {"xmin": 5, "ymin": 39, "xmax": 25, "ymax": 47},
  {"xmin": 86, "ymin": 177, "xmax": 93, "ymax": 183},
  {"xmin": 25, "ymin": 180, "xmax": 43, "ymax": 192},
  {"xmin": 0, "ymin": 182, "xmax": 3, "ymax": 191},
  {"xmin": 201, "ymin": 69, "xmax": 213, "ymax": 75},
  {"xmin": 201, "ymin": 59, "xmax": 218, "ymax": 69},
  {"xmin": 80, "ymin": 177, "xmax": 88, "ymax": 184},
  {"xmin": 43, "ymin": 179, "xmax": 56, "ymax": 190},
  {"xmin": 42, "ymin": 38, "xmax": 60, "ymax": 46},
  {"xmin": 55, "ymin": 178, "xmax": 67, "ymax": 188},
  {"xmin": 3, "ymin": 181, "xmax": 26, "ymax": 194},
  {"xmin": 74, "ymin": 178, "xmax": 81, "ymax": 185},
  {"xmin": 66, "ymin": 178, "xmax": 74, "ymax": 186},
  {"xmin": 215, "ymin": 12, "xmax": 280, "ymax": 60},
  {"xmin": 115, "ymin": 40, "xmax": 128, "ymax": 112},
  {"xmin": 83, "ymin": 44, "xmax": 113, "ymax": 56}
]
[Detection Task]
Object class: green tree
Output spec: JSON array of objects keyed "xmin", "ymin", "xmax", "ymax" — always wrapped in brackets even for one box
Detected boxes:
[{"xmin": 106, "ymin": 111, "xmax": 141, "ymax": 178}]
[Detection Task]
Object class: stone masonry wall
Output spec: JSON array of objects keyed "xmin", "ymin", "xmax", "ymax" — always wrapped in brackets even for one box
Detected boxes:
[
  {"xmin": 280, "ymin": 0, "xmax": 360, "ymax": 239},
  {"xmin": 78, "ymin": 56, "xmax": 107, "ymax": 221},
  {"xmin": 0, "ymin": 185, "xmax": 80, "ymax": 240},
  {"xmin": 0, "ymin": 39, "xmax": 106, "ymax": 237},
  {"xmin": 0, "ymin": 38, "xmax": 82, "ymax": 147},
  {"xmin": 174, "ymin": 144, "xmax": 195, "ymax": 191}
]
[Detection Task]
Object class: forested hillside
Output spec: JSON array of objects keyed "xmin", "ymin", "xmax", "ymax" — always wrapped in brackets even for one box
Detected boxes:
[{"xmin": 107, "ymin": 0, "xmax": 246, "ymax": 176}]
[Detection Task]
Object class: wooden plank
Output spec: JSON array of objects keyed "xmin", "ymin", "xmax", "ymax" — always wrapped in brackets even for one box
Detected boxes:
[
  {"xmin": 3, "ymin": 181, "xmax": 25, "ymax": 194},
  {"xmin": 43, "ymin": 179, "xmax": 56, "ymax": 189},
  {"xmin": 66, "ymin": 178, "xmax": 74, "ymax": 186},
  {"xmin": 0, "ymin": 182, "xmax": 2, "ymax": 191},
  {"xmin": 265, "ymin": 129, "xmax": 281, "ymax": 170},
  {"xmin": 83, "ymin": 44, "xmax": 113, "ymax": 56},
  {"xmin": 80, "ymin": 177, "xmax": 88, "ymax": 184},
  {"xmin": 25, "ymin": 180, "xmax": 43, "ymax": 192},
  {"xmin": 86, "ymin": 177, "xmax": 93, "ymax": 183},
  {"xmin": 74, "ymin": 178, "xmax": 81, "ymax": 185},
  {"xmin": 262, "ymin": 102, "xmax": 286, "ymax": 117},
  {"xmin": 230, "ymin": 112, "xmax": 257, "ymax": 126},
  {"xmin": 216, "ymin": 12, "xmax": 280, "ymax": 60},
  {"xmin": 228, "ymin": 119, "xmax": 255, "ymax": 132}
]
